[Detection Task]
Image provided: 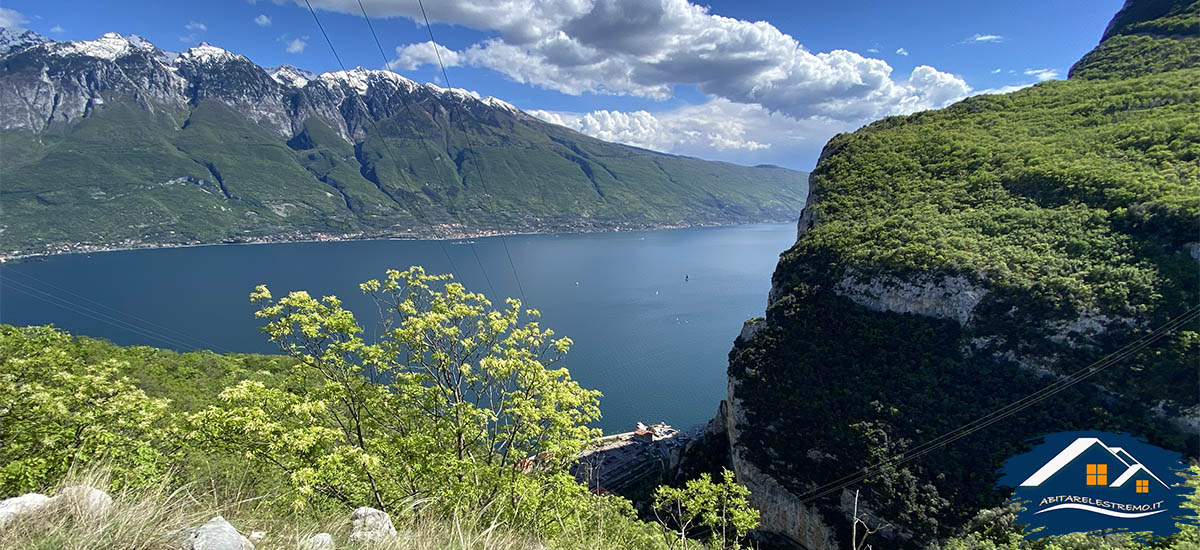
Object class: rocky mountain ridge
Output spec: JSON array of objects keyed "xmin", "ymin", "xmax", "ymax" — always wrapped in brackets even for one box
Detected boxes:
[
  {"xmin": 0, "ymin": 30, "xmax": 522, "ymax": 138},
  {"xmin": 0, "ymin": 30, "xmax": 808, "ymax": 258}
]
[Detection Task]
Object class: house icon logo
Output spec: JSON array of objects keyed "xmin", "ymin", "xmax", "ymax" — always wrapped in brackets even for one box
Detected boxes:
[{"xmin": 999, "ymin": 431, "xmax": 1189, "ymax": 538}]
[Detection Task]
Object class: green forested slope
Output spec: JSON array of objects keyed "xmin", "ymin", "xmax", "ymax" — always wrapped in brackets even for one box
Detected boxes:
[
  {"xmin": 0, "ymin": 90, "xmax": 807, "ymax": 257},
  {"xmin": 729, "ymin": 0, "xmax": 1199, "ymax": 545}
]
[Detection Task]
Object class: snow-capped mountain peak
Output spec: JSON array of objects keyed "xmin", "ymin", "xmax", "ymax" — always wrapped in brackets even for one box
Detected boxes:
[
  {"xmin": 0, "ymin": 27, "xmax": 49, "ymax": 57},
  {"xmin": 268, "ymin": 64, "xmax": 317, "ymax": 88},
  {"xmin": 46, "ymin": 32, "xmax": 159, "ymax": 61},
  {"xmin": 319, "ymin": 67, "xmax": 373, "ymax": 94},
  {"xmin": 425, "ymin": 82, "xmax": 519, "ymax": 112},
  {"xmin": 176, "ymin": 42, "xmax": 242, "ymax": 64},
  {"xmin": 317, "ymin": 67, "xmax": 418, "ymax": 94}
]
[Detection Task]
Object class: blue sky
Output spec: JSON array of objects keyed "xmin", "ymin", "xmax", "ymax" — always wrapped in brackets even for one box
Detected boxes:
[{"xmin": 1, "ymin": 0, "xmax": 1123, "ymax": 170}]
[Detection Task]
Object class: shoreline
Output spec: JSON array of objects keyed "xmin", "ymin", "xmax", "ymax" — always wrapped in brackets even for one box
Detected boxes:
[{"xmin": 1, "ymin": 217, "xmax": 799, "ymax": 264}]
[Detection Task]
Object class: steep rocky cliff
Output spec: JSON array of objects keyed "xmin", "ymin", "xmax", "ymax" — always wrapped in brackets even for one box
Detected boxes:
[
  {"xmin": 0, "ymin": 30, "xmax": 807, "ymax": 258},
  {"xmin": 711, "ymin": 1, "xmax": 1199, "ymax": 546}
]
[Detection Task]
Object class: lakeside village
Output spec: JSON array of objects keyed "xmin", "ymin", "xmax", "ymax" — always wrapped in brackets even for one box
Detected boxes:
[{"xmin": 0, "ymin": 218, "xmax": 757, "ymax": 263}]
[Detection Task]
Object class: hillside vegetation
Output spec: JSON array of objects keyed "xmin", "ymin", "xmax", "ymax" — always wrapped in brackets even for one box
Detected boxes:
[
  {"xmin": 724, "ymin": 0, "xmax": 1199, "ymax": 546},
  {"xmin": 0, "ymin": 268, "xmax": 763, "ymax": 550},
  {"xmin": 0, "ymin": 33, "xmax": 808, "ymax": 258}
]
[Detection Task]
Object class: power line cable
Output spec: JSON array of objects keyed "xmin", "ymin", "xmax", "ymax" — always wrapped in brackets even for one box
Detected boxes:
[
  {"xmin": 797, "ymin": 305, "xmax": 1200, "ymax": 505},
  {"xmin": 414, "ymin": 0, "xmax": 527, "ymax": 304},
  {"xmin": 740, "ymin": 304, "xmax": 1200, "ymax": 516},
  {"xmin": 1, "ymin": 268, "xmax": 235, "ymax": 353},
  {"xmin": 352, "ymin": 0, "xmax": 498, "ymax": 300},
  {"xmin": 0, "ymin": 275, "xmax": 228, "ymax": 352},
  {"xmin": 302, "ymin": 0, "xmax": 467, "ymax": 287}
]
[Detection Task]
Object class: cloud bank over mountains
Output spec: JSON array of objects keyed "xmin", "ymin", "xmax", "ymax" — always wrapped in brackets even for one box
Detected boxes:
[
  {"xmin": 301, "ymin": 0, "xmax": 982, "ymax": 166},
  {"xmin": 364, "ymin": 0, "xmax": 972, "ymax": 122}
]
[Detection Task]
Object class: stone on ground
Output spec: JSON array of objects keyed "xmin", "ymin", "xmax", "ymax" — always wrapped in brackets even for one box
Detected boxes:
[
  {"xmin": 0, "ymin": 493, "xmax": 50, "ymax": 526},
  {"xmin": 180, "ymin": 515, "xmax": 255, "ymax": 550},
  {"xmin": 304, "ymin": 532, "xmax": 335, "ymax": 549},
  {"xmin": 348, "ymin": 507, "xmax": 396, "ymax": 543}
]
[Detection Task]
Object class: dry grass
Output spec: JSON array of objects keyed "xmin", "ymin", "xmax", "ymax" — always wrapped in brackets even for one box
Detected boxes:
[{"xmin": 0, "ymin": 469, "xmax": 551, "ymax": 550}]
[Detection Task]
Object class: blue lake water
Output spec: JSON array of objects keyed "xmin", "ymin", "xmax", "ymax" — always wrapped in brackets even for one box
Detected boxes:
[{"xmin": 0, "ymin": 223, "xmax": 796, "ymax": 433}]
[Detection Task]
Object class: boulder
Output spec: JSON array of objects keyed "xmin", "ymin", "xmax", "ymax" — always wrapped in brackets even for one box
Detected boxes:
[
  {"xmin": 180, "ymin": 516, "xmax": 255, "ymax": 550},
  {"xmin": 0, "ymin": 493, "xmax": 50, "ymax": 526},
  {"xmin": 52, "ymin": 485, "xmax": 113, "ymax": 518},
  {"xmin": 305, "ymin": 532, "xmax": 335, "ymax": 549},
  {"xmin": 348, "ymin": 507, "xmax": 396, "ymax": 543}
]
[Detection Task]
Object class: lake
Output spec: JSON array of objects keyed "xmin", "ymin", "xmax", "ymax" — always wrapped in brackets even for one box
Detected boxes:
[{"xmin": 0, "ymin": 223, "xmax": 797, "ymax": 433}]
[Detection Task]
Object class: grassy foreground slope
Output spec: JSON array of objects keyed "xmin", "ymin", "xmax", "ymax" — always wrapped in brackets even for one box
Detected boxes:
[
  {"xmin": 0, "ymin": 262, "xmax": 762, "ymax": 550},
  {"xmin": 0, "ymin": 319, "xmax": 691, "ymax": 550},
  {"xmin": 727, "ymin": 0, "xmax": 1199, "ymax": 545}
]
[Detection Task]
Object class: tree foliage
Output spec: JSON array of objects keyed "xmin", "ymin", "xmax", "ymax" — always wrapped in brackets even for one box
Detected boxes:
[
  {"xmin": 653, "ymin": 469, "xmax": 759, "ymax": 550},
  {"xmin": 0, "ymin": 325, "xmax": 170, "ymax": 494},
  {"xmin": 187, "ymin": 267, "xmax": 602, "ymax": 533}
]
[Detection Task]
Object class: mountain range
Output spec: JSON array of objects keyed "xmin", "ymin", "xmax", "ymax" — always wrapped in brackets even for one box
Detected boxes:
[{"xmin": 0, "ymin": 29, "xmax": 808, "ymax": 258}]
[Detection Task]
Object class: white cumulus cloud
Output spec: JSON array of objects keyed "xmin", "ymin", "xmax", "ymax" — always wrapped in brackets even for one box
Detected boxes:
[
  {"xmin": 967, "ymin": 33, "xmax": 1003, "ymax": 43},
  {"xmin": 1023, "ymin": 67, "xmax": 1059, "ymax": 81},
  {"xmin": 530, "ymin": 98, "xmax": 859, "ymax": 167},
  {"xmin": 0, "ymin": 7, "xmax": 29, "ymax": 29},
  {"xmin": 391, "ymin": 41, "xmax": 460, "ymax": 70},
  {"xmin": 285, "ymin": 37, "xmax": 308, "ymax": 53},
  {"xmin": 255, "ymin": 14, "xmax": 272, "ymax": 26},
  {"xmin": 185, "ymin": 21, "xmax": 207, "ymax": 32},
  {"xmin": 305, "ymin": 0, "xmax": 970, "ymax": 124},
  {"xmin": 895, "ymin": 47, "xmax": 909, "ymax": 56}
]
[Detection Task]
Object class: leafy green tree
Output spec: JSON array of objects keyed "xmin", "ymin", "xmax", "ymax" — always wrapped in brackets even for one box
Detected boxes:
[
  {"xmin": 188, "ymin": 266, "xmax": 601, "ymax": 533},
  {"xmin": 0, "ymin": 325, "xmax": 170, "ymax": 494},
  {"xmin": 654, "ymin": 469, "xmax": 759, "ymax": 549}
]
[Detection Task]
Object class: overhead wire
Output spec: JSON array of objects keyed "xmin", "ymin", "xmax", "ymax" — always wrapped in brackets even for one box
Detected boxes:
[
  {"xmin": 746, "ymin": 304, "xmax": 1200, "ymax": 516},
  {"xmin": 0, "ymin": 273, "xmax": 233, "ymax": 353},
  {"xmin": 301, "ymin": 0, "xmax": 469, "ymax": 289},
  {"xmin": 414, "ymin": 0, "xmax": 527, "ymax": 304},
  {"xmin": 352, "ymin": 0, "xmax": 498, "ymax": 300},
  {"xmin": 1, "ymin": 268, "xmax": 235, "ymax": 353}
]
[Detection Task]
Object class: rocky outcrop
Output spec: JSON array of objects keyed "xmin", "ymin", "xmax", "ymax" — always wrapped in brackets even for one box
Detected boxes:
[
  {"xmin": 707, "ymin": 320, "xmax": 838, "ymax": 549},
  {"xmin": 716, "ymin": 390, "xmax": 837, "ymax": 549},
  {"xmin": 305, "ymin": 533, "xmax": 335, "ymax": 550},
  {"xmin": 0, "ymin": 493, "xmax": 50, "ymax": 526},
  {"xmin": 0, "ymin": 485, "xmax": 113, "ymax": 526},
  {"xmin": 52, "ymin": 485, "xmax": 113, "ymax": 518},
  {"xmin": 833, "ymin": 268, "xmax": 987, "ymax": 325},
  {"xmin": 180, "ymin": 516, "xmax": 255, "ymax": 550},
  {"xmin": 348, "ymin": 507, "xmax": 396, "ymax": 543}
]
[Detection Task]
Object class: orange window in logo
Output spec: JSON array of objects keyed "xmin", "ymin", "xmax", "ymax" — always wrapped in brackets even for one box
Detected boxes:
[
  {"xmin": 1086, "ymin": 464, "xmax": 1108, "ymax": 485},
  {"xmin": 1136, "ymin": 480, "xmax": 1149, "ymax": 493}
]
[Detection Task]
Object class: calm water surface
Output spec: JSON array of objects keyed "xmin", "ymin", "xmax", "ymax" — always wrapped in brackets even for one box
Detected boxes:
[{"xmin": 0, "ymin": 223, "xmax": 796, "ymax": 432}]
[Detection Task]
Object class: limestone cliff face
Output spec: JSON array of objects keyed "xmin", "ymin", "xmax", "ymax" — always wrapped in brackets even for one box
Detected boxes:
[
  {"xmin": 713, "ymin": 5, "xmax": 1199, "ymax": 539},
  {"xmin": 714, "ymin": 318, "xmax": 837, "ymax": 549},
  {"xmin": 718, "ymin": 169, "xmax": 1196, "ymax": 544}
]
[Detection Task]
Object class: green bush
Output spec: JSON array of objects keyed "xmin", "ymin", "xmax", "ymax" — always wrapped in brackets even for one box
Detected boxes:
[{"xmin": 0, "ymin": 325, "xmax": 170, "ymax": 493}]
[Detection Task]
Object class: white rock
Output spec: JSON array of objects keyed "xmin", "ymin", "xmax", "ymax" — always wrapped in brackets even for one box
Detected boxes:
[
  {"xmin": 181, "ymin": 516, "xmax": 255, "ymax": 550},
  {"xmin": 348, "ymin": 507, "xmax": 396, "ymax": 543},
  {"xmin": 247, "ymin": 530, "xmax": 266, "ymax": 544},
  {"xmin": 833, "ymin": 267, "xmax": 988, "ymax": 325},
  {"xmin": 305, "ymin": 532, "xmax": 335, "ymax": 549},
  {"xmin": 51, "ymin": 485, "xmax": 113, "ymax": 517},
  {"xmin": 0, "ymin": 493, "xmax": 50, "ymax": 526}
]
